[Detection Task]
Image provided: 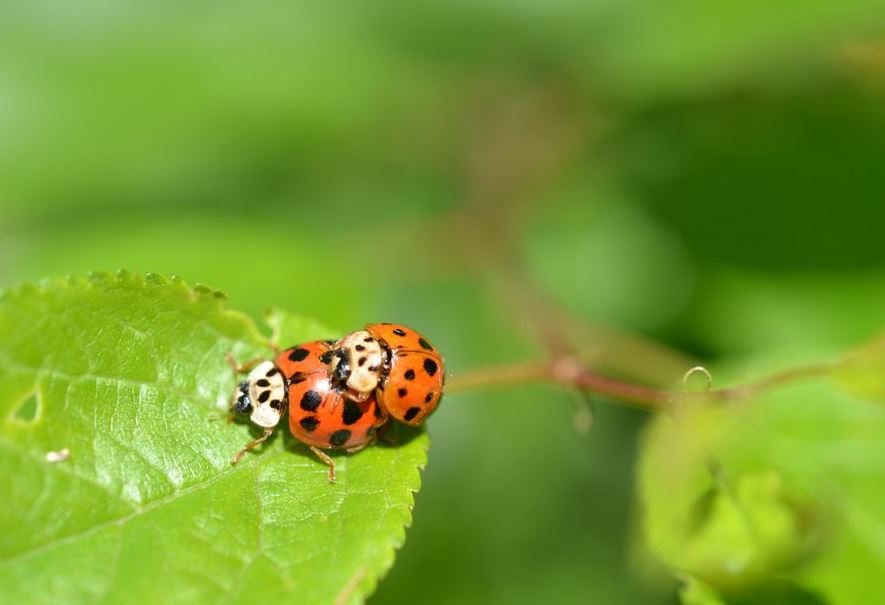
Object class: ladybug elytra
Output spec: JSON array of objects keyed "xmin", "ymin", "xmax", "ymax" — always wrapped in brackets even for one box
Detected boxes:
[{"xmin": 228, "ymin": 324, "xmax": 445, "ymax": 482}]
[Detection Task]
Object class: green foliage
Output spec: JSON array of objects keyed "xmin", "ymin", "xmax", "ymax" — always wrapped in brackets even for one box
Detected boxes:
[
  {"xmin": 1, "ymin": 1, "xmax": 885, "ymax": 604},
  {"xmin": 638, "ymin": 345, "xmax": 885, "ymax": 605},
  {"xmin": 0, "ymin": 273, "xmax": 428, "ymax": 605},
  {"xmin": 680, "ymin": 575, "xmax": 828, "ymax": 605}
]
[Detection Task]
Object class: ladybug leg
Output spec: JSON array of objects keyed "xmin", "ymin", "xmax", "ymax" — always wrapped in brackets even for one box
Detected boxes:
[
  {"xmin": 226, "ymin": 353, "xmax": 262, "ymax": 375},
  {"xmin": 207, "ymin": 410, "xmax": 230, "ymax": 423},
  {"xmin": 231, "ymin": 427, "xmax": 274, "ymax": 465},
  {"xmin": 309, "ymin": 446, "xmax": 337, "ymax": 483}
]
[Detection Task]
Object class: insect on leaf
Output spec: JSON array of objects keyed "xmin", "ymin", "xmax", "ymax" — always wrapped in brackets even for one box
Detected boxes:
[{"xmin": 0, "ymin": 272, "xmax": 428, "ymax": 605}]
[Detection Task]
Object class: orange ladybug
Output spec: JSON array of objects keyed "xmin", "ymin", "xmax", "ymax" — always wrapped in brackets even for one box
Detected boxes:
[
  {"xmin": 330, "ymin": 323, "xmax": 445, "ymax": 426},
  {"xmin": 279, "ymin": 341, "xmax": 385, "ymax": 452},
  {"xmin": 227, "ymin": 323, "xmax": 444, "ymax": 482},
  {"xmin": 227, "ymin": 340, "xmax": 385, "ymax": 482}
]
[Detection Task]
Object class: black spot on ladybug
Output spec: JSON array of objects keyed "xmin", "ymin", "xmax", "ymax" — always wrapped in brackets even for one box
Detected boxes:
[
  {"xmin": 256, "ymin": 379, "xmax": 270, "ymax": 387},
  {"xmin": 299, "ymin": 416, "xmax": 319, "ymax": 432},
  {"xmin": 265, "ymin": 367, "xmax": 278, "ymax": 377},
  {"xmin": 358, "ymin": 356, "xmax": 367, "ymax": 367},
  {"xmin": 425, "ymin": 392, "xmax": 433, "ymax": 403},
  {"xmin": 393, "ymin": 328, "xmax": 406, "ymax": 336},
  {"xmin": 398, "ymin": 387, "xmax": 408, "ymax": 398},
  {"xmin": 363, "ymin": 336, "xmax": 374, "ymax": 343},
  {"xmin": 404, "ymin": 407, "xmax": 420, "ymax": 421},
  {"xmin": 423, "ymin": 358, "xmax": 438, "ymax": 377},
  {"xmin": 291, "ymin": 373, "xmax": 306, "ymax": 384},
  {"xmin": 319, "ymin": 351, "xmax": 333, "ymax": 364},
  {"xmin": 404, "ymin": 369, "xmax": 415, "ymax": 380},
  {"xmin": 418, "ymin": 338, "xmax": 433, "ymax": 350},
  {"xmin": 368, "ymin": 365, "xmax": 378, "ymax": 372},
  {"xmin": 258, "ymin": 391, "xmax": 270, "ymax": 403},
  {"xmin": 270, "ymin": 399, "xmax": 282, "ymax": 410},
  {"xmin": 288, "ymin": 348, "xmax": 310, "ymax": 362},
  {"xmin": 342, "ymin": 400, "xmax": 364, "ymax": 425},
  {"xmin": 300, "ymin": 390, "xmax": 322, "ymax": 411},
  {"xmin": 330, "ymin": 429, "xmax": 351, "ymax": 447},
  {"xmin": 355, "ymin": 344, "xmax": 365, "ymax": 352}
]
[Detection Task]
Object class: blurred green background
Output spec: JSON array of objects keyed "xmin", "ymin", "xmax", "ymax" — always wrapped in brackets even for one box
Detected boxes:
[{"xmin": 2, "ymin": 2, "xmax": 884, "ymax": 603}]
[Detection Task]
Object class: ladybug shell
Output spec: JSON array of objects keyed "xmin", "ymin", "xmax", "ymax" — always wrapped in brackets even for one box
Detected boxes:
[
  {"xmin": 274, "ymin": 340, "xmax": 334, "ymax": 381},
  {"xmin": 365, "ymin": 323, "xmax": 444, "ymax": 426},
  {"xmin": 277, "ymin": 341, "xmax": 385, "ymax": 450}
]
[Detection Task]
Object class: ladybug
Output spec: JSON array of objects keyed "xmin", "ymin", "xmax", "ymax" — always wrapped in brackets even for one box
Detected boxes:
[
  {"xmin": 228, "ymin": 340, "xmax": 386, "ymax": 482},
  {"xmin": 329, "ymin": 323, "xmax": 445, "ymax": 426},
  {"xmin": 227, "ymin": 324, "xmax": 444, "ymax": 481}
]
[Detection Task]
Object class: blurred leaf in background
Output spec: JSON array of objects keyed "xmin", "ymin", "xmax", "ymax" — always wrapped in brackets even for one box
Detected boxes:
[{"xmin": 1, "ymin": 0, "xmax": 884, "ymax": 603}]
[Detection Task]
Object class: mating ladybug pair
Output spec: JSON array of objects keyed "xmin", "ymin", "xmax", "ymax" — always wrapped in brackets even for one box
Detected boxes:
[{"xmin": 227, "ymin": 323, "xmax": 444, "ymax": 482}]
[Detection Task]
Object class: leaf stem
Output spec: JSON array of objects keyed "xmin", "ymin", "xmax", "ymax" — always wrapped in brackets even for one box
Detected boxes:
[{"xmin": 446, "ymin": 356, "xmax": 838, "ymax": 410}]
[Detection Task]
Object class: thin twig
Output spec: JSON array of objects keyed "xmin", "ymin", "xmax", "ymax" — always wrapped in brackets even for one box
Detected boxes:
[
  {"xmin": 435, "ymin": 82, "xmax": 842, "ymax": 410},
  {"xmin": 446, "ymin": 356, "xmax": 838, "ymax": 410}
]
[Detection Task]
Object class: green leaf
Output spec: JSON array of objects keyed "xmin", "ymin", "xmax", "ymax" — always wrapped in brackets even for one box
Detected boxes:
[
  {"xmin": 637, "ymin": 347, "xmax": 885, "ymax": 605},
  {"xmin": 593, "ymin": 0, "xmax": 883, "ymax": 98},
  {"xmin": 680, "ymin": 575, "xmax": 829, "ymax": 605},
  {"xmin": 0, "ymin": 273, "xmax": 428, "ymax": 605},
  {"xmin": 834, "ymin": 337, "xmax": 885, "ymax": 401},
  {"xmin": 679, "ymin": 576, "xmax": 726, "ymax": 605}
]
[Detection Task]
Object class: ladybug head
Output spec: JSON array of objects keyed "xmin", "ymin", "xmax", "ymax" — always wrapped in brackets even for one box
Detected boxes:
[
  {"xmin": 330, "ymin": 349, "xmax": 351, "ymax": 386},
  {"xmin": 233, "ymin": 381, "xmax": 252, "ymax": 415},
  {"xmin": 330, "ymin": 330, "xmax": 384, "ymax": 396}
]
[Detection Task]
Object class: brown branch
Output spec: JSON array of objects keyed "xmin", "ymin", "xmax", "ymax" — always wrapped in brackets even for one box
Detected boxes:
[
  {"xmin": 446, "ymin": 356, "xmax": 838, "ymax": 410},
  {"xmin": 433, "ymin": 80, "xmax": 844, "ymax": 409}
]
